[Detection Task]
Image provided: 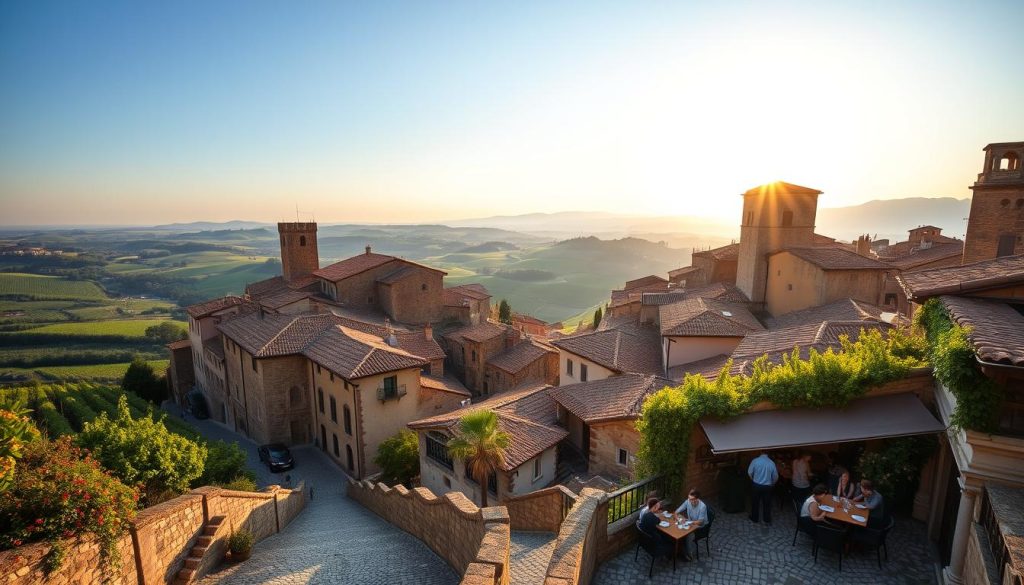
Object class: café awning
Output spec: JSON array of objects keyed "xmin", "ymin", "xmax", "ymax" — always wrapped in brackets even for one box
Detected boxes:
[{"xmin": 700, "ymin": 393, "xmax": 945, "ymax": 454}]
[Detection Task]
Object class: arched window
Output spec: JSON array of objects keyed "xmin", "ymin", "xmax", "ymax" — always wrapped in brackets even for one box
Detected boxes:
[
  {"xmin": 332, "ymin": 434, "xmax": 339, "ymax": 457},
  {"xmin": 999, "ymin": 152, "xmax": 1020, "ymax": 171},
  {"xmin": 346, "ymin": 445, "xmax": 354, "ymax": 471},
  {"xmin": 343, "ymin": 405, "xmax": 352, "ymax": 435},
  {"xmin": 300, "ymin": 235, "xmax": 307, "ymax": 246}
]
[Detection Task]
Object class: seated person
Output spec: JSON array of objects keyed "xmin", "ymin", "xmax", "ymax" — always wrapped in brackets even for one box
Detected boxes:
[
  {"xmin": 799, "ymin": 484, "xmax": 831, "ymax": 531},
  {"xmin": 834, "ymin": 470, "xmax": 858, "ymax": 500},
  {"xmin": 853, "ymin": 479, "xmax": 885, "ymax": 527},
  {"xmin": 638, "ymin": 497, "xmax": 671, "ymax": 555},
  {"xmin": 674, "ymin": 488, "xmax": 708, "ymax": 560}
]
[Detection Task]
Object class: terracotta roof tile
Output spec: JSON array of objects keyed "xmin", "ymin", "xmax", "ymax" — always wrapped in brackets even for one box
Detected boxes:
[
  {"xmin": 312, "ymin": 252, "xmax": 397, "ymax": 282},
  {"xmin": 166, "ymin": 338, "xmax": 191, "ymax": 350},
  {"xmin": 303, "ymin": 326, "xmax": 427, "ymax": 379},
  {"xmin": 882, "ymin": 242, "xmax": 964, "ymax": 270},
  {"xmin": 443, "ymin": 321, "xmax": 509, "ymax": 343},
  {"xmin": 408, "ymin": 382, "xmax": 566, "ymax": 470},
  {"xmin": 244, "ymin": 275, "xmax": 319, "ymax": 299},
  {"xmin": 768, "ymin": 298, "xmax": 888, "ymax": 329},
  {"xmin": 217, "ymin": 312, "xmax": 340, "ymax": 357},
  {"xmin": 941, "ymin": 295, "xmax": 1024, "ymax": 367},
  {"xmin": 624, "ymin": 275, "xmax": 668, "ymax": 291},
  {"xmin": 551, "ymin": 322, "xmax": 662, "ymax": 375},
  {"xmin": 666, "ymin": 354, "xmax": 731, "ymax": 382},
  {"xmin": 691, "ymin": 243, "xmax": 739, "ymax": 261},
  {"xmin": 780, "ymin": 247, "xmax": 891, "ymax": 270},
  {"xmin": 659, "ymin": 297, "xmax": 763, "ymax": 337},
  {"xmin": 443, "ymin": 284, "xmax": 491, "ymax": 306},
  {"xmin": 549, "ymin": 374, "xmax": 674, "ymax": 422},
  {"xmin": 420, "ymin": 375, "xmax": 471, "ymax": 397},
  {"xmin": 186, "ymin": 295, "xmax": 252, "ymax": 318},
  {"xmin": 259, "ymin": 289, "xmax": 315, "ymax": 310},
  {"xmin": 642, "ymin": 282, "xmax": 749, "ymax": 306},
  {"xmin": 376, "ymin": 265, "xmax": 419, "ymax": 285},
  {"xmin": 609, "ymin": 282, "xmax": 672, "ymax": 308},
  {"xmin": 898, "ymin": 254, "xmax": 1024, "ymax": 300},
  {"xmin": 487, "ymin": 339, "xmax": 554, "ymax": 374},
  {"xmin": 667, "ymin": 266, "xmax": 703, "ymax": 280}
]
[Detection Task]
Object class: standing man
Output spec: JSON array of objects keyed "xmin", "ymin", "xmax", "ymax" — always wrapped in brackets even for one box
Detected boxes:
[{"xmin": 748, "ymin": 450, "xmax": 779, "ymax": 524}]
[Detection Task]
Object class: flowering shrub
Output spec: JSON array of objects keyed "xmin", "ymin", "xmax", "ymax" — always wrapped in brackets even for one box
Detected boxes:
[
  {"xmin": 0, "ymin": 437, "xmax": 139, "ymax": 572},
  {"xmin": 1, "ymin": 406, "xmax": 41, "ymax": 492}
]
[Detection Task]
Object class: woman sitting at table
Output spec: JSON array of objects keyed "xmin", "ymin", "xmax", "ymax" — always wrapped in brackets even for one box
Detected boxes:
[
  {"xmin": 834, "ymin": 470, "xmax": 858, "ymax": 500},
  {"xmin": 799, "ymin": 484, "xmax": 833, "ymax": 532}
]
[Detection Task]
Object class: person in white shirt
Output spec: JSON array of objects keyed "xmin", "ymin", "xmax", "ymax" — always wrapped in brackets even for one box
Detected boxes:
[
  {"xmin": 674, "ymin": 488, "xmax": 708, "ymax": 561},
  {"xmin": 791, "ymin": 452, "xmax": 812, "ymax": 504}
]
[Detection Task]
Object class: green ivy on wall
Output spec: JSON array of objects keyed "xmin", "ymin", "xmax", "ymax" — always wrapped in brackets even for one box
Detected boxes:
[
  {"xmin": 915, "ymin": 299, "xmax": 1001, "ymax": 433},
  {"xmin": 635, "ymin": 328, "xmax": 929, "ymax": 497}
]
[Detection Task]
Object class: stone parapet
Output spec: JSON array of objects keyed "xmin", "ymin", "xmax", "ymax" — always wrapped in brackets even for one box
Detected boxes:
[
  {"xmin": 346, "ymin": 478, "xmax": 511, "ymax": 585},
  {"xmin": 542, "ymin": 488, "xmax": 604, "ymax": 585},
  {"xmin": 505, "ymin": 485, "xmax": 576, "ymax": 533}
]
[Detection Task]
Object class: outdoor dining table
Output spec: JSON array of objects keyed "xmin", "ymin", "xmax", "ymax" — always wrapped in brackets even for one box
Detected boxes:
[
  {"xmin": 653, "ymin": 510, "xmax": 701, "ymax": 571},
  {"xmin": 819, "ymin": 496, "xmax": 869, "ymax": 528}
]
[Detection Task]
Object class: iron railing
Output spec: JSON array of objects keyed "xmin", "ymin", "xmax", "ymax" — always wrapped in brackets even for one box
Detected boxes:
[
  {"xmin": 605, "ymin": 476, "xmax": 668, "ymax": 525},
  {"xmin": 376, "ymin": 383, "xmax": 407, "ymax": 401}
]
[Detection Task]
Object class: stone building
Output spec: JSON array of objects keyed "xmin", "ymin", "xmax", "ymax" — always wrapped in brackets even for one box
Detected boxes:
[
  {"xmin": 736, "ymin": 182, "xmax": 824, "ymax": 309},
  {"xmin": 549, "ymin": 374, "xmax": 673, "ymax": 479},
  {"xmin": 484, "ymin": 337, "xmax": 559, "ymax": 394},
  {"xmin": 654, "ymin": 295, "xmax": 764, "ymax": 368},
  {"xmin": 551, "ymin": 320, "xmax": 663, "ymax": 385},
  {"xmin": 441, "ymin": 321, "xmax": 520, "ymax": 395},
  {"xmin": 165, "ymin": 338, "xmax": 194, "ymax": 407},
  {"xmin": 442, "ymin": 284, "xmax": 491, "ymax": 326},
  {"xmin": 277, "ymin": 222, "xmax": 320, "ymax": 282},
  {"xmin": 963, "ymin": 142, "xmax": 1024, "ymax": 264},
  {"xmin": 764, "ymin": 247, "xmax": 889, "ymax": 316},
  {"xmin": 184, "ymin": 295, "xmax": 256, "ymax": 423},
  {"xmin": 408, "ymin": 382, "xmax": 567, "ymax": 506},
  {"xmin": 669, "ymin": 242, "xmax": 739, "ymax": 287}
]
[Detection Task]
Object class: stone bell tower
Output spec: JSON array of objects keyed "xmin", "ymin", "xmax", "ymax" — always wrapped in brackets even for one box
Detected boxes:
[
  {"xmin": 963, "ymin": 142, "xmax": 1024, "ymax": 264},
  {"xmin": 277, "ymin": 222, "xmax": 319, "ymax": 282}
]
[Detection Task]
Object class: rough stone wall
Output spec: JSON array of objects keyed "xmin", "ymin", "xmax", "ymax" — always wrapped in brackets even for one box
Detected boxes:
[
  {"xmin": 278, "ymin": 222, "xmax": 319, "ymax": 283},
  {"xmin": 276, "ymin": 483, "xmax": 307, "ymax": 529},
  {"xmin": 963, "ymin": 522, "xmax": 997, "ymax": 585},
  {"xmin": 0, "ymin": 534, "xmax": 136, "ymax": 585},
  {"xmin": 542, "ymin": 488, "xmax": 604, "ymax": 585},
  {"xmin": 202, "ymin": 487, "xmax": 279, "ymax": 541},
  {"xmin": 505, "ymin": 486, "xmax": 575, "ymax": 532},
  {"xmin": 381, "ymin": 267, "xmax": 444, "ymax": 324},
  {"xmin": 588, "ymin": 420, "xmax": 639, "ymax": 480},
  {"xmin": 131, "ymin": 493, "xmax": 206, "ymax": 585},
  {"xmin": 347, "ymin": 479, "xmax": 511, "ymax": 585}
]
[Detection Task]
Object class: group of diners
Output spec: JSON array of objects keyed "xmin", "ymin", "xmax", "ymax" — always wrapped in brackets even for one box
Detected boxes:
[
  {"xmin": 636, "ymin": 488, "xmax": 709, "ymax": 563},
  {"xmin": 747, "ymin": 449, "xmax": 887, "ymax": 528}
]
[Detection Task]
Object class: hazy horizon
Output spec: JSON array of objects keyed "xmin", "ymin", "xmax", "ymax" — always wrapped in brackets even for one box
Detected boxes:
[{"xmin": 2, "ymin": 1, "xmax": 1022, "ymax": 225}]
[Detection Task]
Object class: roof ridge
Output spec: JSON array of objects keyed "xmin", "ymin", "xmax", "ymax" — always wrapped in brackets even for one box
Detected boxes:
[{"xmin": 256, "ymin": 313, "xmax": 300, "ymax": 356}]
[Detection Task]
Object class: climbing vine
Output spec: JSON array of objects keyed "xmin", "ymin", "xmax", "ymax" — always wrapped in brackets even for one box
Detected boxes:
[
  {"xmin": 915, "ymin": 299, "xmax": 1002, "ymax": 432},
  {"xmin": 635, "ymin": 328, "xmax": 929, "ymax": 496}
]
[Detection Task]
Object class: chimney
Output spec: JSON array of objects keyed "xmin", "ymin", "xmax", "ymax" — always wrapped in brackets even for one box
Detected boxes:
[
  {"xmin": 365, "ymin": 245, "xmax": 372, "ymax": 255},
  {"xmin": 424, "ymin": 323, "xmax": 433, "ymax": 340},
  {"xmin": 384, "ymin": 318, "xmax": 398, "ymax": 347},
  {"xmin": 856, "ymin": 234, "xmax": 872, "ymax": 257}
]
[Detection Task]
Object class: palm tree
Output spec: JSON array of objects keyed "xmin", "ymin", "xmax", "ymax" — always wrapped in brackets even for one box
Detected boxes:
[{"xmin": 447, "ymin": 410, "xmax": 510, "ymax": 508}]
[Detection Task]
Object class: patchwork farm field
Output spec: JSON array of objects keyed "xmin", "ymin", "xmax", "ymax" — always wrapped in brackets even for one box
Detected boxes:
[
  {"xmin": 0, "ymin": 273, "xmax": 107, "ymax": 301},
  {"xmin": 23, "ymin": 318, "xmax": 185, "ymax": 337}
]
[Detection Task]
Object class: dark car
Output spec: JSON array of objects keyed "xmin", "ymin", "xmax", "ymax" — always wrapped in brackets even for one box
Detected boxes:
[{"xmin": 258, "ymin": 443, "xmax": 294, "ymax": 472}]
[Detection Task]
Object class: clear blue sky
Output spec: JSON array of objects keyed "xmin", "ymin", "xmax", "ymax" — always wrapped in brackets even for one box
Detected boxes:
[{"xmin": 2, "ymin": 0, "xmax": 1023, "ymax": 225}]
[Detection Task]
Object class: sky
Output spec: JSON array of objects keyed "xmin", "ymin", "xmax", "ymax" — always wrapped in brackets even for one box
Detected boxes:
[{"xmin": 1, "ymin": 0, "xmax": 1023, "ymax": 226}]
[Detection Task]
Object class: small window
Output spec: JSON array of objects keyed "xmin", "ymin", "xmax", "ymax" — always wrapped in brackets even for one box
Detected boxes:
[
  {"xmin": 567, "ymin": 359, "xmax": 574, "ymax": 376},
  {"xmin": 318, "ymin": 388, "xmax": 324, "ymax": 413},
  {"xmin": 580, "ymin": 363, "xmax": 588, "ymax": 382},
  {"xmin": 251, "ymin": 356, "xmax": 258, "ymax": 372},
  {"xmin": 618, "ymin": 448, "xmax": 628, "ymax": 466},
  {"xmin": 329, "ymin": 372, "xmax": 334, "ymax": 382},
  {"xmin": 332, "ymin": 434, "xmax": 339, "ymax": 457},
  {"xmin": 300, "ymin": 235, "xmax": 307, "ymax": 247},
  {"xmin": 421, "ymin": 283, "xmax": 428, "ymax": 291},
  {"xmin": 781, "ymin": 210, "xmax": 794, "ymax": 227},
  {"xmin": 997, "ymin": 234, "xmax": 1016, "ymax": 257},
  {"xmin": 346, "ymin": 445, "xmax": 354, "ymax": 471},
  {"xmin": 471, "ymin": 350, "xmax": 477, "ymax": 363},
  {"xmin": 316, "ymin": 364, "xmax": 321, "ymax": 375},
  {"xmin": 344, "ymin": 405, "xmax": 352, "ymax": 435},
  {"xmin": 330, "ymin": 396, "xmax": 337, "ymax": 422},
  {"xmin": 533, "ymin": 457, "xmax": 542, "ymax": 480},
  {"xmin": 787, "ymin": 283, "xmax": 793, "ymax": 291}
]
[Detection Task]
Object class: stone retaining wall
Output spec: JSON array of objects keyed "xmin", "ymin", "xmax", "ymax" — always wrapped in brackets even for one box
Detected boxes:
[
  {"xmin": 347, "ymin": 478, "xmax": 511, "ymax": 585},
  {"xmin": 541, "ymin": 488, "xmax": 605, "ymax": 585},
  {"xmin": 0, "ymin": 483, "xmax": 307, "ymax": 585},
  {"xmin": 505, "ymin": 486, "xmax": 576, "ymax": 533}
]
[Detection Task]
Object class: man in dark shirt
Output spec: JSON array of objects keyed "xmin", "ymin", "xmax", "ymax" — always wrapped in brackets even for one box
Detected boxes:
[{"xmin": 638, "ymin": 497, "xmax": 671, "ymax": 557}]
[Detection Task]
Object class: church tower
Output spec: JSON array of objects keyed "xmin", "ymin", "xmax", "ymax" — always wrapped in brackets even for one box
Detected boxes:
[
  {"xmin": 963, "ymin": 142, "xmax": 1024, "ymax": 264},
  {"xmin": 277, "ymin": 222, "xmax": 319, "ymax": 282},
  {"xmin": 735, "ymin": 181, "xmax": 822, "ymax": 307}
]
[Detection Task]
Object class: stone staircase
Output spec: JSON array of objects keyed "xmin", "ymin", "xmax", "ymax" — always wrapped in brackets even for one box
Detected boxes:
[
  {"xmin": 173, "ymin": 516, "xmax": 228, "ymax": 585},
  {"xmin": 555, "ymin": 443, "xmax": 588, "ymax": 486}
]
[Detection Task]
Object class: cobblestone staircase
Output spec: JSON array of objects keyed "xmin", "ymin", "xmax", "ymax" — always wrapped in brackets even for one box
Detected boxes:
[
  {"xmin": 174, "ymin": 516, "xmax": 227, "ymax": 585},
  {"xmin": 509, "ymin": 531, "xmax": 558, "ymax": 585}
]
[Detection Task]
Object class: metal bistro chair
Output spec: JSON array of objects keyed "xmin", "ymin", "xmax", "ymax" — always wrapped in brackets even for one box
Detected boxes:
[
  {"xmin": 634, "ymin": 525, "xmax": 670, "ymax": 578},
  {"xmin": 792, "ymin": 500, "xmax": 815, "ymax": 546},
  {"xmin": 693, "ymin": 506, "xmax": 716, "ymax": 560},
  {"xmin": 850, "ymin": 516, "xmax": 896, "ymax": 568},
  {"xmin": 812, "ymin": 524, "xmax": 848, "ymax": 571}
]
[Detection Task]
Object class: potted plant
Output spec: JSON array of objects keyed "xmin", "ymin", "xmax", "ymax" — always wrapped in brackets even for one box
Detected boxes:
[{"xmin": 227, "ymin": 528, "xmax": 254, "ymax": 562}]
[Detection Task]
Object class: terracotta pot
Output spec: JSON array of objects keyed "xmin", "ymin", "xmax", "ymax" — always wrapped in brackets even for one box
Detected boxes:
[{"xmin": 229, "ymin": 549, "xmax": 251, "ymax": 562}]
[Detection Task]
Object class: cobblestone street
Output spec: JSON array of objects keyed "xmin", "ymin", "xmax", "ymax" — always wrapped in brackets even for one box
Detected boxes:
[
  {"xmin": 509, "ymin": 531, "xmax": 557, "ymax": 585},
  {"xmin": 593, "ymin": 499, "xmax": 939, "ymax": 585},
  {"xmin": 173, "ymin": 408, "xmax": 458, "ymax": 585}
]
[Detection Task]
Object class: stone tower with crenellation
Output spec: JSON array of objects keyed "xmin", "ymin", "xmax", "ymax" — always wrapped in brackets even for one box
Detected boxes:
[
  {"xmin": 277, "ymin": 222, "xmax": 319, "ymax": 282},
  {"xmin": 735, "ymin": 181, "xmax": 823, "ymax": 308},
  {"xmin": 963, "ymin": 142, "xmax": 1024, "ymax": 264}
]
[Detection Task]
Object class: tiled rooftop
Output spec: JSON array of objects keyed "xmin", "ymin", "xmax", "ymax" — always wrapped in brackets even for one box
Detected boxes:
[
  {"xmin": 487, "ymin": 339, "xmax": 554, "ymax": 374},
  {"xmin": 624, "ymin": 274, "xmax": 669, "ymax": 291},
  {"xmin": 549, "ymin": 374, "xmax": 674, "ymax": 422},
  {"xmin": 658, "ymin": 296, "xmax": 764, "ymax": 337},
  {"xmin": 666, "ymin": 354, "xmax": 731, "ymax": 382},
  {"xmin": 551, "ymin": 322, "xmax": 663, "ymax": 375},
  {"xmin": 691, "ymin": 242, "xmax": 740, "ymax": 261},
  {"xmin": 782, "ymin": 247, "xmax": 891, "ymax": 270},
  {"xmin": 898, "ymin": 254, "xmax": 1024, "ymax": 299},
  {"xmin": 941, "ymin": 295, "xmax": 1024, "ymax": 367},
  {"xmin": 303, "ymin": 326, "xmax": 427, "ymax": 379},
  {"xmin": 442, "ymin": 283, "xmax": 491, "ymax": 306},
  {"xmin": 443, "ymin": 320, "xmax": 509, "ymax": 343},
  {"xmin": 767, "ymin": 298, "xmax": 888, "ymax": 329},
  {"xmin": 642, "ymin": 282, "xmax": 749, "ymax": 307},
  {"xmin": 186, "ymin": 295, "xmax": 252, "ymax": 318}
]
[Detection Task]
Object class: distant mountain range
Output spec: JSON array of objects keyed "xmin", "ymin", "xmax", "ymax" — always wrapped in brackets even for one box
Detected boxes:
[{"xmin": 816, "ymin": 197, "xmax": 970, "ymax": 242}]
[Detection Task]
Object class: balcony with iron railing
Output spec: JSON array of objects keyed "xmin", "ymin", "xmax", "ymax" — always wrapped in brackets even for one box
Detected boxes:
[{"xmin": 376, "ymin": 383, "xmax": 407, "ymax": 402}]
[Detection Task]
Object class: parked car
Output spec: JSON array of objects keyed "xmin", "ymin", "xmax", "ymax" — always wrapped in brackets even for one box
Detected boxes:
[{"xmin": 258, "ymin": 443, "xmax": 294, "ymax": 472}]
